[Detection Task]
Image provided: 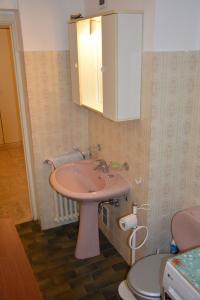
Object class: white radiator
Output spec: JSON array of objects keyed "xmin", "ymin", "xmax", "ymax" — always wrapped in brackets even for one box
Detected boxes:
[
  {"xmin": 53, "ymin": 192, "xmax": 79, "ymax": 224},
  {"xmin": 44, "ymin": 150, "xmax": 82, "ymax": 225}
]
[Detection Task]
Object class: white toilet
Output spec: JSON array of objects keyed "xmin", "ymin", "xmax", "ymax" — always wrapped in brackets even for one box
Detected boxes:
[{"xmin": 119, "ymin": 206, "xmax": 200, "ymax": 300}]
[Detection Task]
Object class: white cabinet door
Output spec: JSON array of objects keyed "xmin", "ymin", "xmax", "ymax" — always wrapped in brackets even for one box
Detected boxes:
[
  {"xmin": 102, "ymin": 14, "xmax": 117, "ymax": 121},
  {"xmin": 102, "ymin": 13, "xmax": 143, "ymax": 121},
  {"xmin": 69, "ymin": 23, "xmax": 80, "ymax": 105},
  {"xmin": 69, "ymin": 13, "xmax": 143, "ymax": 122},
  {"xmin": 76, "ymin": 17, "xmax": 103, "ymax": 112}
]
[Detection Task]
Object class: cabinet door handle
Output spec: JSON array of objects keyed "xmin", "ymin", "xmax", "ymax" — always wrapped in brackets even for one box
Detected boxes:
[{"xmin": 75, "ymin": 63, "xmax": 78, "ymax": 68}]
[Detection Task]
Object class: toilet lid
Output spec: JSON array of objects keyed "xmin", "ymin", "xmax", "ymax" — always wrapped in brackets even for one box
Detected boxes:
[{"xmin": 127, "ymin": 254, "xmax": 170, "ymax": 298}]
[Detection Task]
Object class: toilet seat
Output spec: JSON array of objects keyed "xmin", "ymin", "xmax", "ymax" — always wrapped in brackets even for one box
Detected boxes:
[{"xmin": 127, "ymin": 254, "xmax": 170, "ymax": 299}]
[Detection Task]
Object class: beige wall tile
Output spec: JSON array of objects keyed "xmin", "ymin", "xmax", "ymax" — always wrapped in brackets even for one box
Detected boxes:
[
  {"xmin": 89, "ymin": 51, "xmax": 200, "ymax": 263},
  {"xmin": 24, "ymin": 50, "xmax": 88, "ymax": 229},
  {"xmin": 23, "ymin": 48, "xmax": 200, "ymax": 265},
  {"xmin": 88, "ymin": 53, "xmax": 154, "ymax": 263},
  {"xmin": 147, "ymin": 51, "xmax": 200, "ymax": 254}
]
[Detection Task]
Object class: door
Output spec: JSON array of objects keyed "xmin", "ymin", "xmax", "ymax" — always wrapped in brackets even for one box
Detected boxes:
[
  {"xmin": 76, "ymin": 17, "xmax": 103, "ymax": 112},
  {"xmin": 69, "ymin": 23, "xmax": 80, "ymax": 105},
  {"xmin": 0, "ymin": 28, "xmax": 22, "ymax": 144},
  {"xmin": 102, "ymin": 14, "xmax": 117, "ymax": 121}
]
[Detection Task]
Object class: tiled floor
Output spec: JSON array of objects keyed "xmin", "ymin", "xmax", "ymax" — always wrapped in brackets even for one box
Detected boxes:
[
  {"xmin": 0, "ymin": 143, "xmax": 32, "ymax": 224},
  {"xmin": 17, "ymin": 221, "xmax": 129, "ymax": 300}
]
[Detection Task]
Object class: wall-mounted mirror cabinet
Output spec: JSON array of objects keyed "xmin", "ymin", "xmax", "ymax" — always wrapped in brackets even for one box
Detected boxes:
[{"xmin": 69, "ymin": 12, "xmax": 143, "ymax": 122}]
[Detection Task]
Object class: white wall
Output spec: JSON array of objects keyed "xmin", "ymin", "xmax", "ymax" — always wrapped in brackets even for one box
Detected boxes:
[
  {"xmin": 84, "ymin": 0, "xmax": 156, "ymax": 51},
  {"xmin": 0, "ymin": 0, "xmax": 17, "ymax": 9},
  {"xmin": 84, "ymin": 0, "xmax": 200, "ymax": 51},
  {"xmin": 84, "ymin": 0, "xmax": 146, "ymax": 14},
  {"xmin": 17, "ymin": 0, "xmax": 85, "ymax": 50},
  {"xmin": 3, "ymin": 1, "xmax": 200, "ymax": 51},
  {"xmin": 154, "ymin": 0, "xmax": 200, "ymax": 51},
  {"xmin": 2, "ymin": 1, "xmax": 200, "ymax": 51}
]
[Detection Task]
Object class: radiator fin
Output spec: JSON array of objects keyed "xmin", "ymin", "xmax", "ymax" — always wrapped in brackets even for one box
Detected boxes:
[{"xmin": 53, "ymin": 191, "xmax": 79, "ymax": 224}]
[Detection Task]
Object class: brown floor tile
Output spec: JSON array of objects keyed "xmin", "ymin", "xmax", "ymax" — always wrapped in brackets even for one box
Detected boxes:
[{"xmin": 17, "ymin": 221, "xmax": 126, "ymax": 300}]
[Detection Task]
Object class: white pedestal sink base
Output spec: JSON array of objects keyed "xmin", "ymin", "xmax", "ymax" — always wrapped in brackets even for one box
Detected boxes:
[{"xmin": 75, "ymin": 201, "xmax": 100, "ymax": 259}]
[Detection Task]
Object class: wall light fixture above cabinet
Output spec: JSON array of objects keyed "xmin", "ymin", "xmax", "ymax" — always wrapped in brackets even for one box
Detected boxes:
[{"xmin": 69, "ymin": 12, "xmax": 143, "ymax": 122}]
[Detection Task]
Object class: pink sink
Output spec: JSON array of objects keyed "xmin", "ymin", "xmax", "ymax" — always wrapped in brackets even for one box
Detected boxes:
[
  {"xmin": 50, "ymin": 160, "xmax": 130, "ymax": 201},
  {"xmin": 50, "ymin": 160, "xmax": 131, "ymax": 259}
]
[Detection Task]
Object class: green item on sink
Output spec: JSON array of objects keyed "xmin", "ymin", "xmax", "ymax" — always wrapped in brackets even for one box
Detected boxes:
[{"xmin": 110, "ymin": 161, "xmax": 121, "ymax": 169}]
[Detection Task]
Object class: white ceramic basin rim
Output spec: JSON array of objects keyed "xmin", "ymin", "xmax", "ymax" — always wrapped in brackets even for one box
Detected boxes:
[{"xmin": 50, "ymin": 160, "xmax": 131, "ymax": 202}]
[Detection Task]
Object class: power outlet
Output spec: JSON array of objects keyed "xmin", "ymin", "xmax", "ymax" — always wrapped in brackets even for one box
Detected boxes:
[
  {"xmin": 98, "ymin": 0, "xmax": 106, "ymax": 9},
  {"xmin": 102, "ymin": 206, "xmax": 109, "ymax": 226}
]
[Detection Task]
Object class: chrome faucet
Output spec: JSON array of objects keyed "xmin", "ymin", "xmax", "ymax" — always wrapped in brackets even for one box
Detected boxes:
[
  {"xmin": 94, "ymin": 159, "xmax": 109, "ymax": 173},
  {"xmin": 73, "ymin": 147, "xmax": 86, "ymax": 159}
]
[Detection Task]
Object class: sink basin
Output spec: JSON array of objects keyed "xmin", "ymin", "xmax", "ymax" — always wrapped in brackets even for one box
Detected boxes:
[
  {"xmin": 50, "ymin": 160, "xmax": 131, "ymax": 259},
  {"xmin": 50, "ymin": 160, "xmax": 130, "ymax": 202}
]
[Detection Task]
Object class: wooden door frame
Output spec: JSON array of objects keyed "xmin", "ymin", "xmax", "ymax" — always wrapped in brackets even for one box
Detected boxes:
[{"xmin": 0, "ymin": 10, "xmax": 38, "ymax": 220}]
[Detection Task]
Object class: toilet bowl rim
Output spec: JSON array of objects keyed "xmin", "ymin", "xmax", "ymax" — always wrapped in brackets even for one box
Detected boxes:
[
  {"xmin": 127, "ymin": 253, "xmax": 171, "ymax": 298},
  {"xmin": 127, "ymin": 282, "xmax": 161, "ymax": 299}
]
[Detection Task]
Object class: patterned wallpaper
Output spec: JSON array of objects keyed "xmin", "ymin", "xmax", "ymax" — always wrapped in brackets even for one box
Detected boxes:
[
  {"xmin": 23, "ymin": 49, "xmax": 200, "ymax": 264},
  {"xmin": 89, "ymin": 51, "xmax": 200, "ymax": 263},
  {"xmin": 88, "ymin": 53, "xmax": 153, "ymax": 263},
  {"xmin": 147, "ymin": 52, "xmax": 200, "ymax": 254},
  {"xmin": 24, "ymin": 50, "xmax": 88, "ymax": 229}
]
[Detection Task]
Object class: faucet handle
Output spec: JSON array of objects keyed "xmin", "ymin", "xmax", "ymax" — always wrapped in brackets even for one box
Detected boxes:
[
  {"xmin": 95, "ymin": 159, "xmax": 106, "ymax": 164},
  {"xmin": 122, "ymin": 162, "xmax": 129, "ymax": 171},
  {"xmin": 94, "ymin": 159, "xmax": 109, "ymax": 172},
  {"xmin": 88, "ymin": 144, "xmax": 102, "ymax": 158}
]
